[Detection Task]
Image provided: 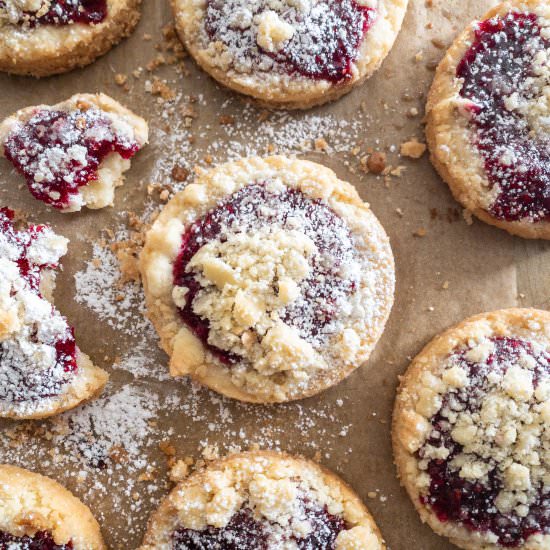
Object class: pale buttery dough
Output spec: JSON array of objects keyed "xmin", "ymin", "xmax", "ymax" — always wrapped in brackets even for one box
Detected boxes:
[
  {"xmin": 140, "ymin": 156, "xmax": 395, "ymax": 403},
  {"xmin": 393, "ymin": 308, "xmax": 550, "ymax": 550},
  {"xmin": 0, "ymin": 210, "xmax": 108, "ymax": 419},
  {"xmin": 0, "ymin": 93, "xmax": 149, "ymax": 212},
  {"xmin": 426, "ymin": 0, "xmax": 550, "ymax": 239},
  {"xmin": 0, "ymin": 0, "xmax": 142, "ymax": 76},
  {"xmin": 140, "ymin": 451, "xmax": 385, "ymax": 549},
  {"xmin": 0, "ymin": 464, "xmax": 105, "ymax": 549},
  {"xmin": 171, "ymin": 0, "xmax": 409, "ymax": 109}
]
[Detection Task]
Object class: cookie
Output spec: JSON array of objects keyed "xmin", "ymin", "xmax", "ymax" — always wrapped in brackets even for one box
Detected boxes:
[
  {"xmin": 171, "ymin": 0, "xmax": 409, "ymax": 109},
  {"xmin": 393, "ymin": 308, "xmax": 550, "ymax": 549},
  {"xmin": 426, "ymin": 0, "xmax": 550, "ymax": 239},
  {"xmin": 140, "ymin": 156, "xmax": 394, "ymax": 403},
  {"xmin": 0, "ymin": 464, "xmax": 105, "ymax": 549},
  {"xmin": 0, "ymin": 0, "xmax": 141, "ymax": 77},
  {"xmin": 0, "ymin": 93, "xmax": 148, "ymax": 212},
  {"xmin": 0, "ymin": 208, "xmax": 108, "ymax": 419},
  {"xmin": 140, "ymin": 450, "xmax": 385, "ymax": 549}
]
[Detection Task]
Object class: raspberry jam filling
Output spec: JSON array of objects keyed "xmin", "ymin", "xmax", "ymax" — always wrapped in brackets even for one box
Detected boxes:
[
  {"xmin": 456, "ymin": 12, "xmax": 550, "ymax": 222},
  {"xmin": 0, "ymin": 531, "xmax": 73, "ymax": 549},
  {"xmin": 0, "ymin": 208, "xmax": 77, "ymax": 402},
  {"xmin": 0, "ymin": 0, "xmax": 107, "ymax": 26},
  {"xmin": 173, "ymin": 183, "xmax": 357, "ymax": 365},
  {"xmin": 204, "ymin": 0, "xmax": 375, "ymax": 83},
  {"xmin": 4, "ymin": 108, "xmax": 139, "ymax": 210},
  {"xmin": 419, "ymin": 337, "xmax": 549, "ymax": 547},
  {"xmin": 173, "ymin": 501, "xmax": 346, "ymax": 549}
]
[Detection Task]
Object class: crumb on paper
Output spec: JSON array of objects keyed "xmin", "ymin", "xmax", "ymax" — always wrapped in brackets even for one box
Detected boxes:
[
  {"xmin": 314, "ymin": 137, "xmax": 329, "ymax": 151},
  {"xmin": 171, "ymin": 164, "xmax": 190, "ymax": 182},
  {"xmin": 463, "ymin": 209, "xmax": 474, "ymax": 225},
  {"xmin": 169, "ymin": 460, "xmax": 190, "ymax": 482},
  {"xmin": 366, "ymin": 151, "xmax": 386, "ymax": 174},
  {"xmin": 401, "ymin": 139, "xmax": 427, "ymax": 159},
  {"xmin": 413, "ymin": 228, "xmax": 427, "ymax": 237}
]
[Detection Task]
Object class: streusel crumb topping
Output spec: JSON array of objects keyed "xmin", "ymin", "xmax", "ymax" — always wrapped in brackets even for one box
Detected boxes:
[
  {"xmin": 456, "ymin": 8, "xmax": 550, "ymax": 222},
  {"xmin": 201, "ymin": 0, "xmax": 376, "ymax": 82},
  {"xmin": 414, "ymin": 336, "xmax": 549, "ymax": 547},
  {"xmin": 0, "ymin": 0, "xmax": 107, "ymax": 27},
  {"xmin": 149, "ymin": 454, "xmax": 382, "ymax": 549},
  {"xmin": 173, "ymin": 181, "xmax": 363, "ymax": 389}
]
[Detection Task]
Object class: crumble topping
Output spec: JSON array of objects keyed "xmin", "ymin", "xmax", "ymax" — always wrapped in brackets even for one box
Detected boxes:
[
  {"xmin": 172, "ymin": 180, "xmax": 369, "ymax": 394},
  {"xmin": 185, "ymin": 226, "xmax": 324, "ymax": 377},
  {"xmin": 2, "ymin": 103, "xmax": 142, "ymax": 211},
  {"xmin": 456, "ymin": 9, "xmax": 550, "ymax": 222},
  {"xmin": 0, "ymin": 209, "xmax": 77, "ymax": 408},
  {"xmin": 0, "ymin": 0, "xmax": 107, "ymax": 27},
  {"xmin": 414, "ymin": 336, "xmax": 549, "ymax": 547},
  {"xmin": 154, "ymin": 454, "xmax": 382, "ymax": 549},
  {"xmin": 201, "ymin": 0, "xmax": 376, "ymax": 82}
]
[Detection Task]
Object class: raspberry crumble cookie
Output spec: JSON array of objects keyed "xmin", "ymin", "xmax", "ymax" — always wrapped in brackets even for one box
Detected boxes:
[
  {"xmin": 0, "ymin": 208, "xmax": 108, "ymax": 419},
  {"xmin": 171, "ymin": 0, "xmax": 409, "ymax": 109},
  {"xmin": 0, "ymin": 0, "xmax": 141, "ymax": 76},
  {"xmin": 426, "ymin": 0, "xmax": 550, "ymax": 239},
  {"xmin": 140, "ymin": 450, "xmax": 384, "ymax": 549},
  {"xmin": 0, "ymin": 464, "xmax": 106, "ymax": 549},
  {"xmin": 393, "ymin": 308, "xmax": 550, "ymax": 549},
  {"xmin": 0, "ymin": 93, "xmax": 148, "ymax": 212},
  {"xmin": 140, "ymin": 156, "xmax": 394, "ymax": 403}
]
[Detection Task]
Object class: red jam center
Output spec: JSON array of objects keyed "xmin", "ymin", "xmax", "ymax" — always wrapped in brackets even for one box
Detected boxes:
[
  {"xmin": 420, "ymin": 337, "xmax": 550, "ymax": 547},
  {"xmin": 456, "ymin": 12, "xmax": 550, "ymax": 222},
  {"xmin": 0, "ymin": 208, "xmax": 77, "ymax": 402},
  {"xmin": 173, "ymin": 183, "xmax": 357, "ymax": 365},
  {"xmin": 173, "ymin": 501, "xmax": 346, "ymax": 549},
  {"xmin": 0, "ymin": 0, "xmax": 107, "ymax": 25},
  {"xmin": 204, "ymin": 0, "xmax": 375, "ymax": 83},
  {"xmin": 4, "ymin": 108, "xmax": 139, "ymax": 210},
  {"xmin": 0, "ymin": 530, "xmax": 73, "ymax": 549}
]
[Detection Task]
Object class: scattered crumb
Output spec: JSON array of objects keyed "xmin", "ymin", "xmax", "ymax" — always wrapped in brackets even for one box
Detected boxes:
[
  {"xmin": 401, "ymin": 139, "xmax": 427, "ymax": 159},
  {"xmin": 414, "ymin": 228, "xmax": 427, "ymax": 237},
  {"xmin": 367, "ymin": 151, "xmax": 387, "ymax": 174}
]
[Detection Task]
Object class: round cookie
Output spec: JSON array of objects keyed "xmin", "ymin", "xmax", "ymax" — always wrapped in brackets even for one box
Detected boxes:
[
  {"xmin": 426, "ymin": 0, "xmax": 550, "ymax": 239},
  {"xmin": 140, "ymin": 156, "xmax": 394, "ymax": 403},
  {"xmin": 0, "ymin": 0, "xmax": 141, "ymax": 77},
  {"xmin": 0, "ymin": 464, "xmax": 105, "ymax": 549},
  {"xmin": 171, "ymin": 0, "xmax": 409, "ymax": 109},
  {"xmin": 393, "ymin": 308, "xmax": 550, "ymax": 549},
  {"xmin": 140, "ymin": 450, "xmax": 385, "ymax": 549},
  {"xmin": 0, "ymin": 93, "xmax": 149, "ymax": 212},
  {"xmin": 0, "ymin": 208, "xmax": 108, "ymax": 419}
]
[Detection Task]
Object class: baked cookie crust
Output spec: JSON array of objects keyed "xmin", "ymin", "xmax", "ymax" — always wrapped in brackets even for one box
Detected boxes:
[
  {"xmin": 140, "ymin": 156, "xmax": 394, "ymax": 403},
  {"xmin": 0, "ymin": 464, "xmax": 105, "ymax": 549},
  {"xmin": 171, "ymin": 0, "xmax": 409, "ymax": 109},
  {"xmin": 426, "ymin": 0, "xmax": 550, "ymax": 239},
  {"xmin": 0, "ymin": 0, "xmax": 141, "ymax": 77},
  {"xmin": 393, "ymin": 308, "xmax": 550, "ymax": 549},
  {"xmin": 0, "ymin": 93, "xmax": 149, "ymax": 212},
  {"xmin": 140, "ymin": 450, "xmax": 385, "ymax": 549},
  {"xmin": 0, "ymin": 209, "xmax": 108, "ymax": 419}
]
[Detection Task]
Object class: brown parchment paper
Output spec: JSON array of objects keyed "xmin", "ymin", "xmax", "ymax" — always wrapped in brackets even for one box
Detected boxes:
[{"xmin": 1, "ymin": 0, "xmax": 549, "ymax": 548}]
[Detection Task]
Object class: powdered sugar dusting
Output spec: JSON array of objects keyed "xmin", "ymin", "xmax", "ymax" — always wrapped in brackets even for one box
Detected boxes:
[
  {"xmin": 202, "ymin": 0, "xmax": 374, "ymax": 82},
  {"xmin": 74, "ymin": 239, "xmax": 151, "ymax": 336}
]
